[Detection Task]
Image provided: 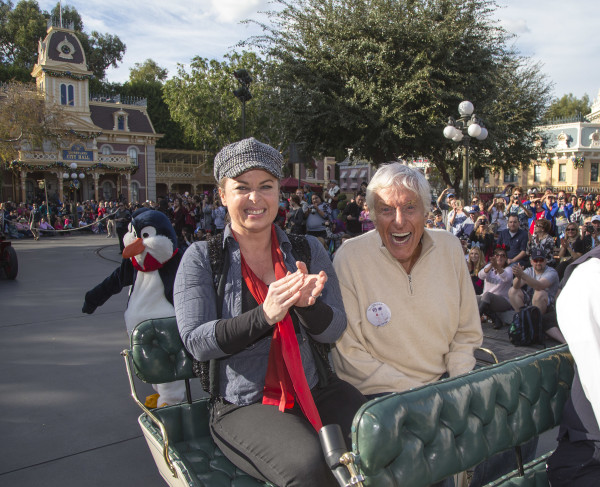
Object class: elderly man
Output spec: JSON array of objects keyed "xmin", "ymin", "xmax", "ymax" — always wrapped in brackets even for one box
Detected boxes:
[{"xmin": 332, "ymin": 163, "xmax": 482, "ymax": 396}]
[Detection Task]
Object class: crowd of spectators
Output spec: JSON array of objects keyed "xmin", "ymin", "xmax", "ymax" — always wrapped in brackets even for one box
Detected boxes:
[
  {"xmin": 3, "ymin": 183, "xmax": 600, "ymax": 276},
  {"xmin": 435, "ymin": 184, "xmax": 600, "ymax": 340}
]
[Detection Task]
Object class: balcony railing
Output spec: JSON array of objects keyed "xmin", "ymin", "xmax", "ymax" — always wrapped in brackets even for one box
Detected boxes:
[
  {"xmin": 156, "ymin": 161, "xmax": 213, "ymax": 181},
  {"xmin": 89, "ymin": 93, "xmax": 147, "ymax": 107},
  {"xmin": 97, "ymin": 154, "xmax": 130, "ymax": 165}
]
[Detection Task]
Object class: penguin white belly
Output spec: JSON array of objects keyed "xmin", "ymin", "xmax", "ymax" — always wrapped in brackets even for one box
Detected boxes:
[{"xmin": 124, "ymin": 271, "xmax": 174, "ymax": 334}]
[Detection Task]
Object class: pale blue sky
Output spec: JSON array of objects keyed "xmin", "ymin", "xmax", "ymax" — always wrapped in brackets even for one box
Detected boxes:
[{"xmin": 38, "ymin": 0, "xmax": 600, "ymax": 103}]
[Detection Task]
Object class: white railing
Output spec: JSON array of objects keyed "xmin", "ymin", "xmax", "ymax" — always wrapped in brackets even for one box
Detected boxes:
[
  {"xmin": 19, "ymin": 152, "xmax": 58, "ymax": 161},
  {"xmin": 98, "ymin": 154, "xmax": 130, "ymax": 165}
]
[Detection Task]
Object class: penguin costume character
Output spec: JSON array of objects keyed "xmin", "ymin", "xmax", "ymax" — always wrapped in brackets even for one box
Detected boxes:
[{"xmin": 82, "ymin": 207, "xmax": 186, "ymax": 406}]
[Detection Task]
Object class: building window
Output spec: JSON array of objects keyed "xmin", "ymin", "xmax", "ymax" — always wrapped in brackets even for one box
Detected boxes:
[
  {"xmin": 130, "ymin": 182, "xmax": 140, "ymax": 203},
  {"xmin": 102, "ymin": 181, "xmax": 114, "ymax": 201},
  {"xmin": 484, "ymin": 168, "xmax": 490, "ymax": 184},
  {"xmin": 533, "ymin": 165, "xmax": 541, "ymax": 183},
  {"xmin": 113, "ymin": 110, "xmax": 129, "ymax": 131},
  {"xmin": 503, "ymin": 168, "xmax": 518, "ymax": 183},
  {"xmin": 305, "ymin": 168, "xmax": 315, "ymax": 179},
  {"xmin": 128, "ymin": 147, "xmax": 138, "ymax": 166},
  {"xmin": 101, "ymin": 145, "xmax": 112, "ymax": 155},
  {"xmin": 591, "ymin": 163, "xmax": 599, "ymax": 182},
  {"xmin": 26, "ymin": 180, "xmax": 35, "ymax": 202},
  {"xmin": 559, "ymin": 164, "xmax": 566, "ymax": 182},
  {"xmin": 60, "ymin": 84, "xmax": 74, "ymax": 106}
]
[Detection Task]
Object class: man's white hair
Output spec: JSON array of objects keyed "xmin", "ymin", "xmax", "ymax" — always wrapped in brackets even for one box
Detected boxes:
[{"xmin": 366, "ymin": 163, "xmax": 431, "ymax": 223}]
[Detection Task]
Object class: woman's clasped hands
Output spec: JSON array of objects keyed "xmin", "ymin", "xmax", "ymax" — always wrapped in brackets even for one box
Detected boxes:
[{"xmin": 262, "ymin": 261, "xmax": 328, "ymax": 325}]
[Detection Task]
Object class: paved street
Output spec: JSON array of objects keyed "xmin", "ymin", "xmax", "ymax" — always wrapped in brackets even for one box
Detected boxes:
[
  {"xmin": 0, "ymin": 233, "xmax": 561, "ymax": 486},
  {"xmin": 0, "ymin": 234, "xmax": 165, "ymax": 487}
]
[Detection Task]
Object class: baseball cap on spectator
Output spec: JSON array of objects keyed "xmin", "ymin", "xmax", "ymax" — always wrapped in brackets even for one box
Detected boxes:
[
  {"xmin": 463, "ymin": 206, "xmax": 472, "ymax": 213},
  {"xmin": 447, "ymin": 192, "xmax": 455, "ymax": 198},
  {"xmin": 469, "ymin": 205, "xmax": 480, "ymax": 213},
  {"xmin": 591, "ymin": 215, "xmax": 600, "ymax": 223},
  {"xmin": 530, "ymin": 248, "xmax": 546, "ymax": 261}
]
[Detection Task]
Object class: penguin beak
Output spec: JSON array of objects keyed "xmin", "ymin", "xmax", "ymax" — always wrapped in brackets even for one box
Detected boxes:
[{"xmin": 122, "ymin": 237, "xmax": 145, "ymax": 259}]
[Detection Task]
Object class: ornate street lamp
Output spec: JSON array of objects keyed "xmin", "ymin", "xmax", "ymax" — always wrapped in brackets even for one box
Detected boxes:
[
  {"xmin": 233, "ymin": 69, "xmax": 252, "ymax": 139},
  {"xmin": 63, "ymin": 162, "xmax": 85, "ymax": 221},
  {"xmin": 443, "ymin": 101, "xmax": 488, "ymax": 202}
]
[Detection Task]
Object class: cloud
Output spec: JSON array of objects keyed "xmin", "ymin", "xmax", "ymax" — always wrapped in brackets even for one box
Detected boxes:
[
  {"xmin": 500, "ymin": 18, "xmax": 530, "ymax": 35},
  {"xmin": 207, "ymin": 0, "xmax": 271, "ymax": 23},
  {"xmin": 37, "ymin": 0, "xmax": 600, "ymax": 99}
]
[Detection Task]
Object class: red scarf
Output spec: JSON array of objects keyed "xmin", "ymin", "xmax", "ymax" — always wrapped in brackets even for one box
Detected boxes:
[
  {"xmin": 132, "ymin": 249, "xmax": 178, "ymax": 272},
  {"xmin": 239, "ymin": 225, "xmax": 322, "ymax": 432}
]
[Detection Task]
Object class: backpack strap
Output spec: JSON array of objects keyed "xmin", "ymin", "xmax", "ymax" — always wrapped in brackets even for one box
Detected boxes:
[
  {"xmin": 192, "ymin": 231, "xmax": 335, "ymax": 397},
  {"xmin": 192, "ymin": 233, "xmax": 228, "ymax": 397}
]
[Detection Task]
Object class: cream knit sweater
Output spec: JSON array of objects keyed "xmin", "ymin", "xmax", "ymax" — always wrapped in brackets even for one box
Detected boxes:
[{"xmin": 332, "ymin": 228, "xmax": 483, "ymax": 395}]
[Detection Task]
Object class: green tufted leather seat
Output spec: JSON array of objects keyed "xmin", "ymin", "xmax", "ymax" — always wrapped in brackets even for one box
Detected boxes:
[
  {"xmin": 126, "ymin": 319, "xmax": 574, "ymax": 487},
  {"xmin": 127, "ymin": 317, "xmax": 272, "ymax": 487},
  {"xmin": 351, "ymin": 345, "xmax": 574, "ymax": 487}
]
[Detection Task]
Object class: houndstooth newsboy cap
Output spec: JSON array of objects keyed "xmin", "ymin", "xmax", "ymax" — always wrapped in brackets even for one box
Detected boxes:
[{"xmin": 213, "ymin": 137, "xmax": 283, "ymax": 182}]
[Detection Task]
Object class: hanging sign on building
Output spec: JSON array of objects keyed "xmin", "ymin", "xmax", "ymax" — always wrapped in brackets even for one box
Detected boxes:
[{"xmin": 62, "ymin": 143, "xmax": 93, "ymax": 162}]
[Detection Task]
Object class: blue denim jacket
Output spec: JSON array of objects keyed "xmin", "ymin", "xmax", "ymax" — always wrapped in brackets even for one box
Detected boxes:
[{"xmin": 174, "ymin": 224, "xmax": 346, "ymax": 405}]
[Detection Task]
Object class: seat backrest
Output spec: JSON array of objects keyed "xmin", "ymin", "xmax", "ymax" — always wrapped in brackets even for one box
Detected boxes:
[
  {"xmin": 352, "ymin": 345, "xmax": 574, "ymax": 487},
  {"xmin": 130, "ymin": 317, "xmax": 196, "ymax": 384}
]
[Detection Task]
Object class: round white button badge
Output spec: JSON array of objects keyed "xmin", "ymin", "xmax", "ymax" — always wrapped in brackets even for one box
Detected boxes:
[{"xmin": 366, "ymin": 302, "xmax": 391, "ymax": 327}]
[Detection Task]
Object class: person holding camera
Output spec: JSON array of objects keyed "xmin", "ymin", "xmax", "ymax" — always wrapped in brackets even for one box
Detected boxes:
[
  {"xmin": 448, "ymin": 199, "xmax": 467, "ymax": 236},
  {"xmin": 506, "ymin": 187, "xmax": 532, "ymax": 231},
  {"xmin": 304, "ymin": 193, "xmax": 331, "ymax": 239},
  {"xmin": 556, "ymin": 222, "xmax": 586, "ymax": 280},
  {"xmin": 584, "ymin": 216, "xmax": 600, "ymax": 248},
  {"xmin": 469, "ymin": 213, "xmax": 495, "ymax": 260},
  {"xmin": 488, "ymin": 197, "xmax": 507, "ymax": 232}
]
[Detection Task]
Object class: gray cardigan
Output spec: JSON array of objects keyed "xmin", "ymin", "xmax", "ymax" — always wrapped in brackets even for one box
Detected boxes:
[{"xmin": 174, "ymin": 224, "xmax": 346, "ymax": 405}]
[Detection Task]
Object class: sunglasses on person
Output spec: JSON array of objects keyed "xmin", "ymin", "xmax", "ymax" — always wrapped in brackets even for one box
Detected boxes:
[
  {"xmin": 532, "ymin": 258, "xmax": 545, "ymax": 263},
  {"xmin": 478, "ymin": 219, "xmax": 488, "ymax": 224},
  {"xmin": 566, "ymin": 227, "xmax": 577, "ymax": 232}
]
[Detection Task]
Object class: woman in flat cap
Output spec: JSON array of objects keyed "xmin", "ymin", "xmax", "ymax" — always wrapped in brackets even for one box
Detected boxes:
[{"xmin": 174, "ymin": 137, "xmax": 365, "ymax": 486}]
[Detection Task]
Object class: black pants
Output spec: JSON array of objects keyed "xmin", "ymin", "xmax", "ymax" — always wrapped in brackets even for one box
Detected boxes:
[
  {"xmin": 547, "ymin": 437, "xmax": 600, "ymax": 486},
  {"xmin": 210, "ymin": 377, "xmax": 366, "ymax": 487},
  {"xmin": 116, "ymin": 225, "xmax": 128, "ymax": 253}
]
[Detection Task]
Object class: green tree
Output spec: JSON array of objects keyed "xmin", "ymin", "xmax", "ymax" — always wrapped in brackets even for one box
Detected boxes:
[
  {"xmin": 544, "ymin": 93, "xmax": 591, "ymax": 122},
  {"xmin": 0, "ymin": 80, "xmax": 67, "ymax": 161},
  {"xmin": 163, "ymin": 51, "xmax": 281, "ymax": 153},
  {"xmin": 120, "ymin": 63, "xmax": 191, "ymax": 149},
  {"xmin": 0, "ymin": 0, "xmax": 47, "ymax": 80},
  {"xmin": 0, "ymin": 2, "xmax": 126, "ymax": 82},
  {"xmin": 248, "ymin": 0, "xmax": 552, "ymax": 189},
  {"xmin": 129, "ymin": 58, "xmax": 168, "ymax": 84}
]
